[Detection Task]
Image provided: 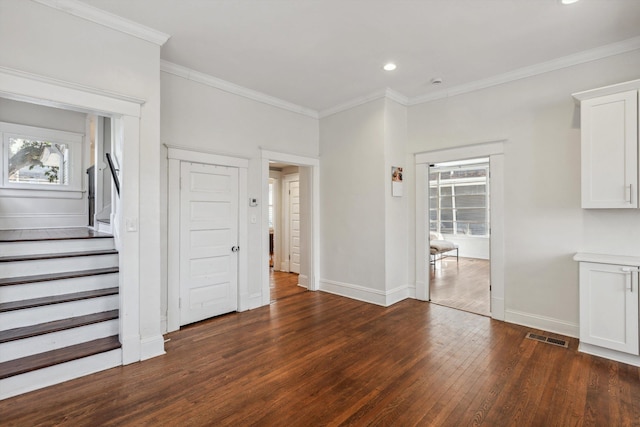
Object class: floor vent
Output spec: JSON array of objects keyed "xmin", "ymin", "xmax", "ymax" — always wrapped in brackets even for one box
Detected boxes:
[{"xmin": 525, "ymin": 332, "xmax": 568, "ymax": 348}]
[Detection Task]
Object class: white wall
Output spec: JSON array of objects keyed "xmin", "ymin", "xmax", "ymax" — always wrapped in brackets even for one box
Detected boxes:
[
  {"xmin": 320, "ymin": 99, "xmax": 387, "ymax": 296},
  {"xmin": 383, "ymin": 99, "xmax": 410, "ymax": 299},
  {"xmin": 0, "ymin": 98, "xmax": 88, "ymax": 229},
  {"xmin": 0, "ymin": 0, "xmax": 164, "ymax": 357},
  {"xmin": 160, "ymin": 72, "xmax": 319, "ymax": 318},
  {"xmin": 444, "ymin": 235, "xmax": 489, "ymax": 260},
  {"xmin": 408, "ymin": 50, "xmax": 640, "ymax": 336}
]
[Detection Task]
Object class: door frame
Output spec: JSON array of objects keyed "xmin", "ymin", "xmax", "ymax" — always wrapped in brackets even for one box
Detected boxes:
[
  {"xmin": 261, "ymin": 150, "xmax": 320, "ymax": 304},
  {"xmin": 415, "ymin": 140, "xmax": 505, "ymax": 321},
  {"xmin": 0, "ymin": 66, "xmax": 161, "ymax": 363},
  {"xmin": 166, "ymin": 145, "xmax": 248, "ymax": 333},
  {"xmin": 282, "ymin": 172, "xmax": 300, "ymax": 272}
]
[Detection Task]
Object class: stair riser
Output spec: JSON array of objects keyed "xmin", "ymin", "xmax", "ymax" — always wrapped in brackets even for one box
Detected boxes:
[
  {"xmin": 0, "ymin": 254, "xmax": 119, "ymax": 278},
  {"xmin": 0, "ymin": 295, "xmax": 119, "ymax": 330},
  {"xmin": 0, "ymin": 273, "xmax": 119, "ymax": 303},
  {"xmin": 0, "ymin": 238, "xmax": 115, "ymax": 257},
  {"xmin": 0, "ymin": 319, "xmax": 119, "ymax": 363},
  {"xmin": 0, "ymin": 349, "xmax": 122, "ymax": 400}
]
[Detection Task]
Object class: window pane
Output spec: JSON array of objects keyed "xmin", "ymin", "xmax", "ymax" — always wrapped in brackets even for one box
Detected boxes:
[
  {"xmin": 440, "ymin": 209, "xmax": 453, "ymax": 221},
  {"xmin": 456, "ymin": 195, "xmax": 486, "ymax": 208},
  {"xmin": 8, "ymin": 138, "xmax": 69, "ymax": 185},
  {"xmin": 441, "ymin": 222, "xmax": 453, "ymax": 234},
  {"xmin": 455, "ymin": 184, "xmax": 486, "ymax": 195},
  {"xmin": 469, "ymin": 223, "xmax": 488, "ymax": 236},
  {"xmin": 456, "ymin": 208, "xmax": 486, "ymax": 222},
  {"xmin": 429, "ymin": 210, "xmax": 437, "ymax": 221}
]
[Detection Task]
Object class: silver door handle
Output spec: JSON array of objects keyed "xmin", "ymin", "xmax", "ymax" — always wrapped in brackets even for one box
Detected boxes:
[{"xmin": 231, "ymin": 246, "xmax": 240, "ymax": 253}]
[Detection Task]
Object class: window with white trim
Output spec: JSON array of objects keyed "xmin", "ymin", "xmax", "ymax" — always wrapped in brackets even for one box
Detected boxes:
[
  {"xmin": 429, "ymin": 158, "xmax": 490, "ymax": 236},
  {"xmin": 1, "ymin": 122, "xmax": 83, "ymax": 192}
]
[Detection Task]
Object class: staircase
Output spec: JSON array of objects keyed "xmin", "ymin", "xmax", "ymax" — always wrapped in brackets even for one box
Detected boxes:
[{"xmin": 0, "ymin": 228, "xmax": 122, "ymax": 400}]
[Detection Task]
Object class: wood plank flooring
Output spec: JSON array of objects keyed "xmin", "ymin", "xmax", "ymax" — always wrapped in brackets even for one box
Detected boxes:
[
  {"xmin": 270, "ymin": 270, "xmax": 306, "ymax": 302},
  {"xmin": 2, "ymin": 292, "xmax": 639, "ymax": 426},
  {"xmin": 430, "ymin": 257, "xmax": 491, "ymax": 316}
]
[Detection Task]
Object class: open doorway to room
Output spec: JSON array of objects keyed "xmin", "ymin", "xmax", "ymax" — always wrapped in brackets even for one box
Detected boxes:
[
  {"xmin": 268, "ymin": 162, "xmax": 306, "ymax": 302},
  {"xmin": 428, "ymin": 157, "xmax": 491, "ymax": 316}
]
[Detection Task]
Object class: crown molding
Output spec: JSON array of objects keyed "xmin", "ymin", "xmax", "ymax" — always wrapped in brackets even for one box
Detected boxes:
[
  {"xmin": 385, "ymin": 88, "xmax": 409, "ymax": 106},
  {"xmin": 318, "ymin": 90, "xmax": 387, "ymax": 119},
  {"xmin": 409, "ymin": 35, "xmax": 640, "ymax": 105},
  {"xmin": 33, "ymin": 0, "xmax": 170, "ymax": 46},
  {"xmin": 161, "ymin": 61, "xmax": 319, "ymax": 119},
  {"xmin": 318, "ymin": 88, "xmax": 410, "ymax": 119}
]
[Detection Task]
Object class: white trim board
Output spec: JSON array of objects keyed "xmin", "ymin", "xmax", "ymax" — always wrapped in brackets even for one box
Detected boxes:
[
  {"xmin": 33, "ymin": 0, "xmax": 170, "ymax": 46},
  {"xmin": 505, "ymin": 309, "xmax": 579, "ymax": 339},
  {"xmin": 161, "ymin": 61, "xmax": 318, "ymax": 119},
  {"xmin": 409, "ymin": 36, "xmax": 640, "ymax": 105},
  {"xmin": 319, "ymin": 279, "xmax": 414, "ymax": 307},
  {"xmin": 0, "ymin": 66, "xmax": 143, "ymax": 117}
]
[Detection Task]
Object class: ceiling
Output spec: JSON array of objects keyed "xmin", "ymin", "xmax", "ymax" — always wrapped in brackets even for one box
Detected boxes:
[{"xmin": 82, "ymin": 0, "xmax": 640, "ymax": 113}]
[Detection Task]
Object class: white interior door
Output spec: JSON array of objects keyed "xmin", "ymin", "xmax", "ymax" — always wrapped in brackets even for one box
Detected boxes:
[
  {"xmin": 289, "ymin": 179, "xmax": 301, "ymax": 274},
  {"xmin": 180, "ymin": 161, "xmax": 239, "ymax": 326}
]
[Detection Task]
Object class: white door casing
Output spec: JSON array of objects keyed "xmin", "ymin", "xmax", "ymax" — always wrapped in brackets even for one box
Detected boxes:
[
  {"xmin": 261, "ymin": 150, "xmax": 320, "ymax": 306},
  {"xmin": 179, "ymin": 162, "xmax": 239, "ymax": 326},
  {"xmin": 415, "ymin": 141, "xmax": 505, "ymax": 321}
]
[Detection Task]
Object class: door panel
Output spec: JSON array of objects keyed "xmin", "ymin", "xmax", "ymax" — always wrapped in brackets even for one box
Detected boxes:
[
  {"xmin": 180, "ymin": 162, "xmax": 238, "ymax": 326},
  {"xmin": 289, "ymin": 180, "xmax": 300, "ymax": 274}
]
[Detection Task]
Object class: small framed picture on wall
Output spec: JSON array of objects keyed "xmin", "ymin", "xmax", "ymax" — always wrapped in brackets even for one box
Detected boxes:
[{"xmin": 392, "ymin": 166, "xmax": 403, "ymax": 197}]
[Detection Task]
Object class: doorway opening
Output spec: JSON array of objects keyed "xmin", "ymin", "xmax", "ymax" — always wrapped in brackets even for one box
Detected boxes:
[
  {"xmin": 428, "ymin": 157, "xmax": 490, "ymax": 316},
  {"xmin": 268, "ymin": 163, "xmax": 306, "ymax": 302}
]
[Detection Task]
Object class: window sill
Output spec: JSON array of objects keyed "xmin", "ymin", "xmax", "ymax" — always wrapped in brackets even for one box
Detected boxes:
[{"xmin": 0, "ymin": 187, "xmax": 84, "ymax": 199}]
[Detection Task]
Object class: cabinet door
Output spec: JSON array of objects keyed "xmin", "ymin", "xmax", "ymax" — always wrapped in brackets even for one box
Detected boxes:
[
  {"xmin": 579, "ymin": 262, "xmax": 639, "ymax": 354},
  {"xmin": 581, "ymin": 90, "xmax": 638, "ymax": 208}
]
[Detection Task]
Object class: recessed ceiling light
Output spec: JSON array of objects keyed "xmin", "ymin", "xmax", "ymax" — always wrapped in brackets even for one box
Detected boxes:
[
  {"xmin": 560, "ymin": 0, "xmax": 579, "ymax": 4},
  {"xmin": 383, "ymin": 63, "xmax": 397, "ymax": 71}
]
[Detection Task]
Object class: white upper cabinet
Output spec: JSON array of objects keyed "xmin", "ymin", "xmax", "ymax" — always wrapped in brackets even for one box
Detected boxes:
[{"xmin": 574, "ymin": 83, "xmax": 639, "ymax": 209}]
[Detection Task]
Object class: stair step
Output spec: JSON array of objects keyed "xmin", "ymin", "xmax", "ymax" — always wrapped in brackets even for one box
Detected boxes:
[
  {"xmin": 0, "ymin": 228, "xmax": 112, "ymax": 242},
  {"xmin": 0, "ymin": 310, "xmax": 118, "ymax": 344},
  {"xmin": 0, "ymin": 267, "xmax": 119, "ymax": 287},
  {"xmin": 0, "ymin": 287, "xmax": 119, "ymax": 313},
  {"xmin": 0, "ymin": 335, "xmax": 121, "ymax": 380},
  {"xmin": 0, "ymin": 249, "xmax": 118, "ymax": 263}
]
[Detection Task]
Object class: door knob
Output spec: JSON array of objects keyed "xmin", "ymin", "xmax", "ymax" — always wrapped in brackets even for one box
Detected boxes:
[{"xmin": 231, "ymin": 246, "xmax": 240, "ymax": 253}]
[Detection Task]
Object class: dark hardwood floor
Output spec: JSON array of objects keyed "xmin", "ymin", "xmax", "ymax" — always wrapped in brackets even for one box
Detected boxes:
[
  {"xmin": 270, "ymin": 270, "xmax": 306, "ymax": 302},
  {"xmin": 430, "ymin": 257, "xmax": 491, "ymax": 316},
  {"xmin": 2, "ymin": 291, "xmax": 639, "ymax": 426}
]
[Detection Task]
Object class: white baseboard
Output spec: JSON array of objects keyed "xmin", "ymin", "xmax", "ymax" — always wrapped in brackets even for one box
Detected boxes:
[
  {"xmin": 319, "ymin": 279, "xmax": 412, "ymax": 307},
  {"xmin": 579, "ymin": 342, "xmax": 640, "ymax": 367},
  {"xmin": 298, "ymin": 274, "xmax": 308, "ymax": 289},
  {"xmin": 491, "ymin": 297, "xmax": 505, "ymax": 321},
  {"xmin": 505, "ymin": 309, "xmax": 579, "ymax": 338},
  {"xmin": 140, "ymin": 334, "xmax": 165, "ymax": 361},
  {"xmin": 0, "ymin": 349, "xmax": 121, "ymax": 400},
  {"xmin": 245, "ymin": 293, "xmax": 264, "ymax": 311}
]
